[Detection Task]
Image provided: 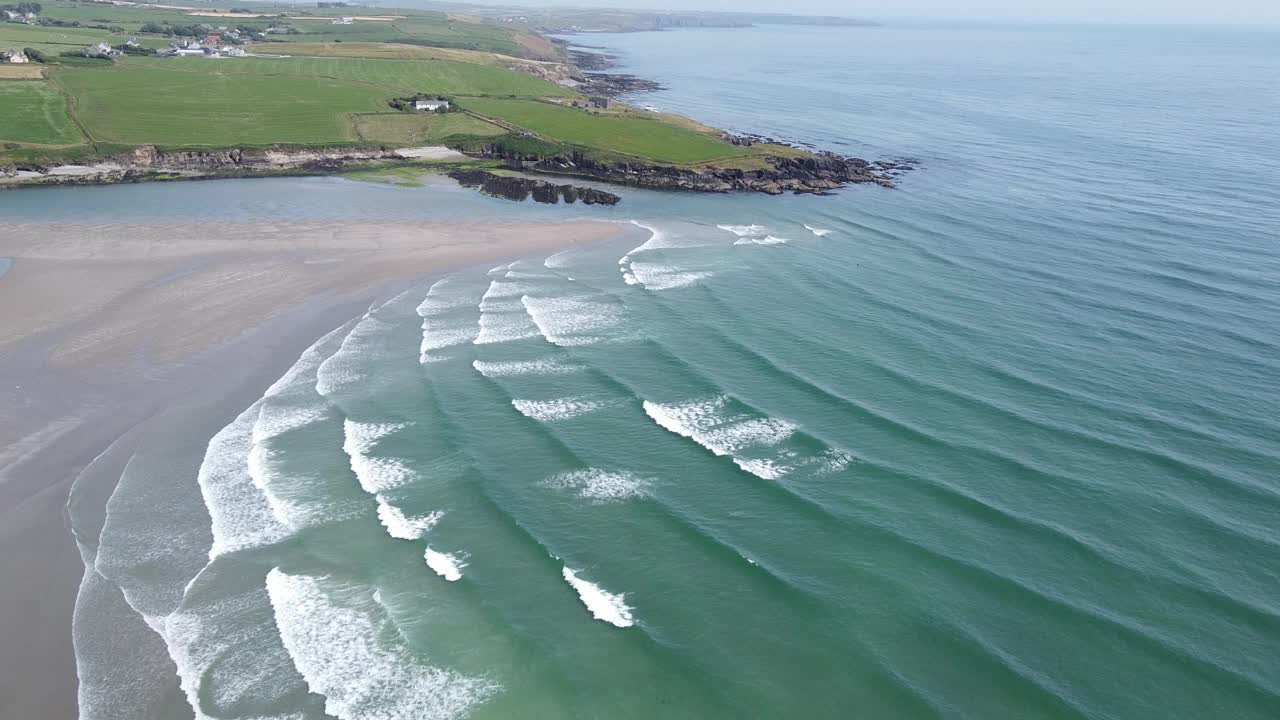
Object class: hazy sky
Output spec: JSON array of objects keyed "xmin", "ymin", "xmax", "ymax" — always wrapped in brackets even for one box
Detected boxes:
[{"xmin": 466, "ymin": 0, "xmax": 1278, "ymax": 24}]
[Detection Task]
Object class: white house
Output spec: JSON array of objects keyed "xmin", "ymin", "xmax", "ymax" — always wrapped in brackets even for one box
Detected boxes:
[
  {"xmin": 1, "ymin": 49, "xmax": 29, "ymax": 63},
  {"xmin": 414, "ymin": 99, "xmax": 449, "ymax": 111},
  {"xmin": 219, "ymin": 45, "xmax": 246, "ymax": 57},
  {"xmin": 1, "ymin": 10, "xmax": 18, "ymax": 21},
  {"xmin": 332, "ymin": 16, "xmax": 354, "ymax": 25},
  {"xmin": 83, "ymin": 42, "xmax": 121, "ymax": 59}
]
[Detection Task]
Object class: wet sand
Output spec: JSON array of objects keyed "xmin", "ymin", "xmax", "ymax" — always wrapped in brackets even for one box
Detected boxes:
[{"xmin": 0, "ymin": 219, "xmax": 620, "ymax": 719}]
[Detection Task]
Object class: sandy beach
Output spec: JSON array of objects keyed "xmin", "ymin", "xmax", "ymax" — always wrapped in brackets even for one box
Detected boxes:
[{"xmin": 0, "ymin": 219, "xmax": 620, "ymax": 720}]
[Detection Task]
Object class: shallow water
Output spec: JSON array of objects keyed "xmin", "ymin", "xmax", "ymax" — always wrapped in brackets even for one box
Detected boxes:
[{"xmin": 50, "ymin": 21, "xmax": 1280, "ymax": 720}]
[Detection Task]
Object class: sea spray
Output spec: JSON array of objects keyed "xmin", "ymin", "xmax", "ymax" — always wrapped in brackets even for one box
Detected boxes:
[
  {"xmin": 424, "ymin": 548, "xmax": 468, "ymax": 582},
  {"xmin": 561, "ymin": 567, "xmax": 635, "ymax": 628}
]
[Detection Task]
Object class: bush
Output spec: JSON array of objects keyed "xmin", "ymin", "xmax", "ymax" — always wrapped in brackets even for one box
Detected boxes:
[{"xmin": 22, "ymin": 46, "xmax": 47, "ymax": 63}]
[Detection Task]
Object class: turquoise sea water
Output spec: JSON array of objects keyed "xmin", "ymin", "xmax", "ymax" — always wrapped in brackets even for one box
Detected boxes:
[{"xmin": 36, "ymin": 22, "xmax": 1280, "ymax": 720}]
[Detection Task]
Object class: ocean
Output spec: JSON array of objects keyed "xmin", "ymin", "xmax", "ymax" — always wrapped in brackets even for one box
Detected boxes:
[{"xmin": 32, "ymin": 21, "xmax": 1280, "ymax": 720}]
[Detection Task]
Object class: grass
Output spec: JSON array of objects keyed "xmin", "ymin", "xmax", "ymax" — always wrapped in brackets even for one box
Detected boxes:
[
  {"xmin": 266, "ymin": 41, "xmax": 507, "ymax": 65},
  {"xmin": 0, "ymin": 22, "xmax": 117, "ymax": 54},
  {"xmin": 458, "ymin": 98, "xmax": 757, "ymax": 165},
  {"xmin": 52, "ymin": 65, "xmax": 394, "ymax": 147},
  {"xmin": 0, "ymin": 80, "xmax": 83, "ymax": 145},
  {"xmin": 352, "ymin": 112, "xmax": 505, "ymax": 145},
  {"xmin": 0, "ymin": 65, "xmax": 44, "ymax": 79},
  {"xmin": 123, "ymin": 55, "xmax": 575, "ymax": 98}
]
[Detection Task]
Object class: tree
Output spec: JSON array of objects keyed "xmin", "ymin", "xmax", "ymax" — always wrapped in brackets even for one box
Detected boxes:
[
  {"xmin": 140, "ymin": 21, "xmax": 166, "ymax": 34},
  {"xmin": 22, "ymin": 46, "xmax": 47, "ymax": 63}
]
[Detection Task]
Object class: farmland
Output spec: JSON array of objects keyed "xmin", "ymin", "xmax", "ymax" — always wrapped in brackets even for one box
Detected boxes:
[
  {"xmin": 352, "ymin": 112, "xmax": 506, "ymax": 145},
  {"xmin": 0, "ymin": 80, "xmax": 83, "ymax": 145},
  {"xmin": 458, "ymin": 98, "xmax": 755, "ymax": 165},
  {"xmin": 122, "ymin": 55, "xmax": 574, "ymax": 97},
  {"xmin": 0, "ymin": 0, "xmax": 802, "ymax": 180},
  {"xmin": 53, "ymin": 66, "xmax": 393, "ymax": 146}
]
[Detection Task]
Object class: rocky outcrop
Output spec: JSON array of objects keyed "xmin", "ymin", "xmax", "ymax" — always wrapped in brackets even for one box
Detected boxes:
[
  {"xmin": 482, "ymin": 149, "xmax": 907, "ymax": 195},
  {"xmin": 447, "ymin": 169, "xmax": 620, "ymax": 205}
]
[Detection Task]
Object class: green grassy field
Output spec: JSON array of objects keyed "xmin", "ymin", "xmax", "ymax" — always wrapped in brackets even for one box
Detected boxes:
[
  {"xmin": 123, "ymin": 55, "xmax": 574, "ymax": 98},
  {"xmin": 458, "ymin": 98, "xmax": 756, "ymax": 165},
  {"xmin": 353, "ymin": 112, "xmax": 506, "ymax": 145},
  {"xmin": 267, "ymin": 41, "xmax": 507, "ymax": 65},
  {"xmin": 53, "ymin": 66, "xmax": 393, "ymax": 147},
  {"xmin": 0, "ymin": 80, "xmax": 83, "ymax": 145},
  {"xmin": 0, "ymin": 22, "xmax": 117, "ymax": 54}
]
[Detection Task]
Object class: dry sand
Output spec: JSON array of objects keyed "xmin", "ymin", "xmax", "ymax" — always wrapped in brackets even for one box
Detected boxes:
[{"xmin": 0, "ymin": 219, "xmax": 621, "ymax": 719}]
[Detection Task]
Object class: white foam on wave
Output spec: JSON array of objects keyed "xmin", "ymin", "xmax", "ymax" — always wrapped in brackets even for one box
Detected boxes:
[
  {"xmin": 473, "ymin": 310, "xmax": 540, "ymax": 345},
  {"xmin": 342, "ymin": 420, "xmax": 416, "ymax": 495},
  {"xmin": 803, "ymin": 224, "xmax": 833, "ymax": 237},
  {"xmin": 732, "ymin": 457, "xmax": 791, "ymax": 481},
  {"xmin": 252, "ymin": 403, "xmax": 330, "ymax": 445},
  {"xmin": 420, "ymin": 322, "xmax": 478, "ymax": 357},
  {"xmin": 562, "ymin": 567, "xmax": 634, "ymax": 628},
  {"xmin": 520, "ymin": 295, "xmax": 628, "ymax": 347},
  {"xmin": 266, "ymin": 322, "xmax": 355, "ymax": 398},
  {"xmin": 246, "ymin": 444, "xmax": 303, "ymax": 527},
  {"xmin": 643, "ymin": 396, "xmax": 796, "ymax": 455},
  {"xmin": 424, "ymin": 548, "xmax": 468, "ymax": 582},
  {"xmin": 164, "ymin": 583, "xmax": 308, "ymax": 720},
  {"xmin": 315, "ymin": 314, "xmax": 394, "ymax": 397},
  {"xmin": 627, "ymin": 262, "xmax": 713, "ymax": 291},
  {"xmin": 734, "ymin": 235, "xmax": 790, "ymax": 246},
  {"xmin": 199, "ymin": 403, "xmax": 292, "ymax": 558},
  {"xmin": 544, "ymin": 468, "xmax": 648, "ymax": 502},
  {"xmin": 717, "ymin": 224, "xmax": 767, "ymax": 237},
  {"xmin": 643, "ymin": 396, "xmax": 800, "ymax": 480},
  {"xmin": 377, "ymin": 499, "xmax": 444, "ymax": 540},
  {"xmin": 512, "ymin": 397, "xmax": 608, "ymax": 423},
  {"xmin": 479, "ymin": 278, "xmax": 534, "ymax": 310},
  {"xmin": 472, "ymin": 358, "xmax": 579, "ymax": 378},
  {"xmin": 266, "ymin": 569, "xmax": 496, "ymax": 720},
  {"xmin": 417, "ymin": 278, "xmax": 477, "ymax": 318}
]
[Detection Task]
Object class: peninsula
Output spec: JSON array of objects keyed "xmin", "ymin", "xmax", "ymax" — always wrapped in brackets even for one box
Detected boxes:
[{"xmin": 0, "ymin": 0, "xmax": 901, "ymax": 197}]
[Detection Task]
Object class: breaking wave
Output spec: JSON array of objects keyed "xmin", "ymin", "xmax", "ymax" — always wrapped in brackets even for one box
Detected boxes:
[
  {"xmin": 266, "ymin": 569, "xmax": 496, "ymax": 719},
  {"xmin": 561, "ymin": 567, "xmax": 634, "ymax": 628}
]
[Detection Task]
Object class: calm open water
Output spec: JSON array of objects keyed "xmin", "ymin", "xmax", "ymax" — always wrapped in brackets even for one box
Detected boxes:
[{"xmin": 27, "ymin": 21, "xmax": 1280, "ymax": 720}]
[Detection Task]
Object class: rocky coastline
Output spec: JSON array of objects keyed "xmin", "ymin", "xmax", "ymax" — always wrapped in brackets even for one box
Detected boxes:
[
  {"xmin": 477, "ymin": 148, "xmax": 909, "ymax": 195},
  {"xmin": 447, "ymin": 169, "xmax": 621, "ymax": 205}
]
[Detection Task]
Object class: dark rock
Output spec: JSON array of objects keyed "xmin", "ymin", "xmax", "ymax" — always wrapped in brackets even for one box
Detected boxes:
[
  {"xmin": 462, "ymin": 147, "xmax": 906, "ymax": 196},
  {"xmin": 447, "ymin": 169, "xmax": 621, "ymax": 206}
]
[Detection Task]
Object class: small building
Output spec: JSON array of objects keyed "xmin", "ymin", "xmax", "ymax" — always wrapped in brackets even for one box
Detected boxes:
[
  {"xmin": 332, "ymin": 16, "xmax": 355, "ymax": 25},
  {"xmin": 1, "ymin": 10, "xmax": 18, "ymax": 21},
  {"xmin": 1, "ymin": 49, "xmax": 29, "ymax": 63},
  {"xmin": 266, "ymin": 25, "xmax": 289, "ymax": 34},
  {"xmin": 201, "ymin": 34, "xmax": 221, "ymax": 46},
  {"xmin": 170, "ymin": 46, "xmax": 206, "ymax": 57},
  {"xmin": 125, "ymin": 38, "xmax": 140, "ymax": 48},
  {"xmin": 219, "ymin": 45, "xmax": 246, "ymax": 57},
  {"xmin": 83, "ymin": 42, "xmax": 122, "ymax": 59},
  {"xmin": 414, "ymin": 99, "xmax": 449, "ymax": 112}
]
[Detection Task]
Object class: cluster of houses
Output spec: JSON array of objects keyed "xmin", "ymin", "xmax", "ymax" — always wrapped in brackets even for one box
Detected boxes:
[
  {"xmin": 1, "ymin": 9, "xmax": 37, "ymax": 24},
  {"xmin": 1, "ymin": 48, "xmax": 29, "ymax": 63},
  {"xmin": 81, "ymin": 41, "xmax": 122, "ymax": 59},
  {"xmin": 158, "ymin": 34, "xmax": 247, "ymax": 59}
]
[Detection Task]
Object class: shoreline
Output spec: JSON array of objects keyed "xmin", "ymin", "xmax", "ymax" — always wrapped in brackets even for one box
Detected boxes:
[{"xmin": 0, "ymin": 218, "xmax": 626, "ymax": 720}]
